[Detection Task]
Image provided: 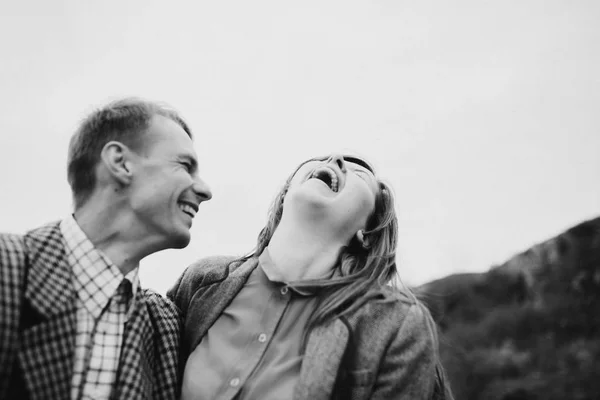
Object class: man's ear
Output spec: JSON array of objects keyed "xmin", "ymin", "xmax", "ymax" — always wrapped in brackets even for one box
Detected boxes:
[{"xmin": 100, "ymin": 141, "xmax": 134, "ymax": 186}]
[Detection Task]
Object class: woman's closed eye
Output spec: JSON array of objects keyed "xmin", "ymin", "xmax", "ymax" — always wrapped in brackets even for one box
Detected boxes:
[{"xmin": 352, "ymin": 168, "xmax": 373, "ymax": 182}]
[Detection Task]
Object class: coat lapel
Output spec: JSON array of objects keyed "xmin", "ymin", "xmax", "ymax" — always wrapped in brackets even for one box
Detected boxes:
[
  {"xmin": 294, "ymin": 319, "xmax": 350, "ymax": 400},
  {"xmin": 183, "ymin": 258, "xmax": 258, "ymax": 357},
  {"xmin": 112, "ymin": 292, "xmax": 155, "ymax": 400},
  {"xmin": 19, "ymin": 223, "xmax": 77, "ymax": 400}
]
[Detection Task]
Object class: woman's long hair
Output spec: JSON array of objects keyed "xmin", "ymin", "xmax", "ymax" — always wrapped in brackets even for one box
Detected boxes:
[{"xmin": 237, "ymin": 155, "xmax": 399, "ymax": 336}]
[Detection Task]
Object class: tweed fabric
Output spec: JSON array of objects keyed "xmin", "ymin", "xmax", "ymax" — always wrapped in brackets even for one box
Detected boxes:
[
  {"xmin": 181, "ymin": 255, "xmax": 319, "ymax": 400},
  {"xmin": 0, "ymin": 222, "xmax": 181, "ymax": 400},
  {"xmin": 169, "ymin": 255, "xmax": 446, "ymax": 400},
  {"xmin": 0, "ymin": 233, "xmax": 28, "ymax": 396}
]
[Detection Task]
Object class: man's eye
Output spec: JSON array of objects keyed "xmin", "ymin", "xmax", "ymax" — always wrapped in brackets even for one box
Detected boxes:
[{"xmin": 182, "ymin": 163, "xmax": 192, "ymax": 172}]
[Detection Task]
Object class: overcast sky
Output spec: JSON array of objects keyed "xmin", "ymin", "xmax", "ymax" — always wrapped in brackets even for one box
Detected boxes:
[{"xmin": 1, "ymin": 0, "xmax": 598, "ymax": 294}]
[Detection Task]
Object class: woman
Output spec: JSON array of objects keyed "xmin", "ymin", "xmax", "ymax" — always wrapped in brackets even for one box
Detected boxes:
[{"xmin": 169, "ymin": 154, "xmax": 453, "ymax": 400}]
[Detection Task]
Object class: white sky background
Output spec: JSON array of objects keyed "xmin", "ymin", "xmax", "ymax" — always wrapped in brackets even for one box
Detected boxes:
[{"xmin": 1, "ymin": 0, "xmax": 599, "ymax": 295}]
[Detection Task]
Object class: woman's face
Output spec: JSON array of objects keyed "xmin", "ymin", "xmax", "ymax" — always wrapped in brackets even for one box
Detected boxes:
[{"xmin": 283, "ymin": 154, "xmax": 379, "ymax": 240}]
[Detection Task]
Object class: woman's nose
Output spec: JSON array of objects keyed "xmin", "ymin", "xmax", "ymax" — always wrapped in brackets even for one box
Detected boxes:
[{"xmin": 328, "ymin": 154, "xmax": 346, "ymax": 172}]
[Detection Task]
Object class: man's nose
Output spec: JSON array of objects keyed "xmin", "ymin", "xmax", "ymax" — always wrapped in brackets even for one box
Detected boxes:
[
  {"xmin": 192, "ymin": 176, "xmax": 212, "ymax": 202},
  {"xmin": 327, "ymin": 154, "xmax": 346, "ymax": 173}
]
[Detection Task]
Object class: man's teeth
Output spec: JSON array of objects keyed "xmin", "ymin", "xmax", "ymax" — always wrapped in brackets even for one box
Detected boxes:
[{"xmin": 179, "ymin": 203, "xmax": 197, "ymax": 217}]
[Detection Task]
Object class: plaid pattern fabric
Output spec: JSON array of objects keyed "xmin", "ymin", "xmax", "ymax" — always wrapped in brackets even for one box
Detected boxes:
[
  {"xmin": 0, "ymin": 222, "xmax": 182, "ymax": 400},
  {"xmin": 113, "ymin": 289, "xmax": 182, "ymax": 399},
  {"xmin": 0, "ymin": 233, "xmax": 28, "ymax": 396},
  {"xmin": 60, "ymin": 216, "xmax": 140, "ymax": 400}
]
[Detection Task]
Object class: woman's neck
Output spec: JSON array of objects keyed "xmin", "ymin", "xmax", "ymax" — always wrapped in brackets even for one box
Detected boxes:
[{"xmin": 265, "ymin": 218, "xmax": 345, "ymax": 282}]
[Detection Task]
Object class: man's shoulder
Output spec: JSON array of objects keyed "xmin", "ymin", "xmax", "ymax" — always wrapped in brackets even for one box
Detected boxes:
[
  {"xmin": 0, "ymin": 233, "xmax": 28, "ymax": 301},
  {"xmin": 0, "ymin": 232, "xmax": 25, "ymax": 254},
  {"xmin": 142, "ymin": 289, "xmax": 180, "ymax": 315},
  {"xmin": 0, "ymin": 226, "xmax": 42, "ymax": 266},
  {"xmin": 1, "ymin": 221, "xmax": 62, "ymax": 243},
  {"xmin": 141, "ymin": 288, "xmax": 181, "ymax": 329},
  {"xmin": 1, "ymin": 221, "xmax": 64, "ymax": 258}
]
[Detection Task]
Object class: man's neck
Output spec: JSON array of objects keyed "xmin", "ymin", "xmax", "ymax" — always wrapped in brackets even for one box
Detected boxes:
[
  {"xmin": 74, "ymin": 200, "xmax": 158, "ymax": 276},
  {"xmin": 266, "ymin": 218, "xmax": 345, "ymax": 282}
]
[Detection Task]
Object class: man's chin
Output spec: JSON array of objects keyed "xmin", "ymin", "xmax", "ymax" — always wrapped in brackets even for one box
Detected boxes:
[{"xmin": 168, "ymin": 231, "xmax": 192, "ymax": 249}]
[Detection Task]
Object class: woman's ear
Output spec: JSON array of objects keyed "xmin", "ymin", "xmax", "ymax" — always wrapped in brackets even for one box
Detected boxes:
[{"xmin": 355, "ymin": 230, "xmax": 370, "ymax": 249}]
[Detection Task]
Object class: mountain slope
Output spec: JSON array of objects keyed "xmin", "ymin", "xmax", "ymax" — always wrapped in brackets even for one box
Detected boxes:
[{"xmin": 417, "ymin": 217, "xmax": 600, "ymax": 400}]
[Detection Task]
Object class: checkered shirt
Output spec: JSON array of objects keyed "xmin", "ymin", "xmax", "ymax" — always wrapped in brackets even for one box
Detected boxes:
[{"xmin": 60, "ymin": 216, "xmax": 140, "ymax": 400}]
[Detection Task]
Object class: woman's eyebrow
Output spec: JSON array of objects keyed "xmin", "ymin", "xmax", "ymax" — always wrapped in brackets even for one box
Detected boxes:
[{"xmin": 343, "ymin": 156, "xmax": 374, "ymax": 174}]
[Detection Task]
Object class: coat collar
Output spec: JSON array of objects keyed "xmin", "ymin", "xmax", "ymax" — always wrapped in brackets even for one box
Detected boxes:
[
  {"xmin": 19, "ymin": 222, "xmax": 77, "ymax": 400},
  {"xmin": 183, "ymin": 256, "xmax": 351, "ymax": 400},
  {"xmin": 112, "ymin": 289, "xmax": 155, "ymax": 400},
  {"xmin": 19, "ymin": 222, "xmax": 158, "ymax": 400},
  {"xmin": 24, "ymin": 222, "xmax": 76, "ymax": 318},
  {"xmin": 183, "ymin": 257, "xmax": 258, "ymax": 357}
]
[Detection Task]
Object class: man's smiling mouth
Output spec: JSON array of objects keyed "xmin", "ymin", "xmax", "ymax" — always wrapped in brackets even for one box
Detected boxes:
[
  {"xmin": 309, "ymin": 167, "xmax": 339, "ymax": 193},
  {"xmin": 178, "ymin": 201, "xmax": 198, "ymax": 218}
]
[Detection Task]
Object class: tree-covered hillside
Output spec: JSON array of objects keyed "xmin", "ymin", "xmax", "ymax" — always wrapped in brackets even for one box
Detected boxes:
[{"xmin": 417, "ymin": 217, "xmax": 600, "ymax": 400}]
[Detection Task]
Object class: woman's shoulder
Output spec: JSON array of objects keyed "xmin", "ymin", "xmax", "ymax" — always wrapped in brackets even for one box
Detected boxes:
[
  {"xmin": 352, "ymin": 284, "xmax": 437, "ymax": 334},
  {"xmin": 167, "ymin": 255, "xmax": 242, "ymax": 305},
  {"xmin": 186, "ymin": 255, "xmax": 241, "ymax": 279}
]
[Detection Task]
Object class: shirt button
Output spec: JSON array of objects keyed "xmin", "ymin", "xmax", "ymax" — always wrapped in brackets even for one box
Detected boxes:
[
  {"xmin": 280, "ymin": 286, "xmax": 289, "ymax": 295},
  {"xmin": 258, "ymin": 333, "xmax": 267, "ymax": 343},
  {"xmin": 230, "ymin": 378, "xmax": 240, "ymax": 387}
]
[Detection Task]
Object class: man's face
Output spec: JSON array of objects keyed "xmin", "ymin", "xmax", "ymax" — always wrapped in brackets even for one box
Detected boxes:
[
  {"xmin": 127, "ymin": 115, "xmax": 212, "ymax": 249},
  {"xmin": 284, "ymin": 154, "xmax": 379, "ymax": 241}
]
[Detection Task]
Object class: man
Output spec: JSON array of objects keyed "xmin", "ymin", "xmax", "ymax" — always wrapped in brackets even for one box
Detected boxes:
[{"xmin": 0, "ymin": 98, "xmax": 212, "ymax": 400}]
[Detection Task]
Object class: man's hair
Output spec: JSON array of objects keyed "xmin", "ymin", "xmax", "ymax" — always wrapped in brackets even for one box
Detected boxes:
[
  {"xmin": 238, "ymin": 154, "xmax": 399, "ymax": 338},
  {"xmin": 67, "ymin": 97, "xmax": 192, "ymax": 209}
]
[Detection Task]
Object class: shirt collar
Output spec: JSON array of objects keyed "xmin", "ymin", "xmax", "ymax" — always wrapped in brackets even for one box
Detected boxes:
[
  {"xmin": 60, "ymin": 215, "xmax": 139, "ymax": 317},
  {"xmin": 258, "ymin": 248, "xmax": 318, "ymax": 297}
]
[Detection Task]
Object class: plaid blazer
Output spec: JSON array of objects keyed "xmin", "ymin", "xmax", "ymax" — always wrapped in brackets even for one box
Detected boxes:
[
  {"xmin": 169, "ymin": 256, "xmax": 451, "ymax": 400},
  {"xmin": 0, "ymin": 222, "xmax": 181, "ymax": 400}
]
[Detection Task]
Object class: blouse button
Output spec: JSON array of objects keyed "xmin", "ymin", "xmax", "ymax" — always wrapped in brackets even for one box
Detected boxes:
[
  {"xmin": 258, "ymin": 333, "xmax": 267, "ymax": 343},
  {"xmin": 230, "ymin": 378, "xmax": 240, "ymax": 387},
  {"xmin": 280, "ymin": 286, "xmax": 289, "ymax": 295}
]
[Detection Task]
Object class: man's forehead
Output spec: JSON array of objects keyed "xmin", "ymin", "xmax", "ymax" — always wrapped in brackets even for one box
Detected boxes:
[{"xmin": 145, "ymin": 115, "xmax": 194, "ymax": 147}]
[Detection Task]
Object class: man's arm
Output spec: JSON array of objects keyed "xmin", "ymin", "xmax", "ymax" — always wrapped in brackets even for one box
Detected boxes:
[{"xmin": 0, "ymin": 234, "xmax": 27, "ymax": 398}]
